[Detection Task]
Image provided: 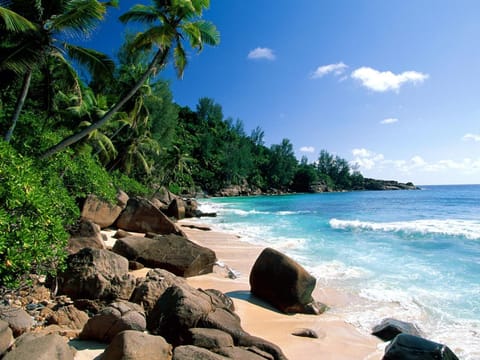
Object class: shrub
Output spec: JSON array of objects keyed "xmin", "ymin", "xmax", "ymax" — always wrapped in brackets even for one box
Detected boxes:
[
  {"xmin": 0, "ymin": 141, "xmax": 78, "ymax": 287},
  {"xmin": 111, "ymin": 170, "xmax": 149, "ymax": 197}
]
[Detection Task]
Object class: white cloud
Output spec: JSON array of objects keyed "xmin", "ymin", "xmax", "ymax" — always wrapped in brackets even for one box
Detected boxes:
[
  {"xmin": 247, "ymin": 47, "xmax": 276, "ymax": 61},
  {"xmin": 462, "ymin": 133, "xmax": 480, "ymax": 142},
  {"xmin": 300, "ymin": 146, "xmax": 315, "ymax": 153},
  {"xmin": 351, "ymin": 148, "xmax": 384, "ymax": 169},
  {"xmin": 351, "ymin": 67, "xmax": 429, "ymax": 92},
  {"xmin": 381, "ymin": 118, "xmax": 399, "ymax": 125},
  {"xmin": 311, "ymin": 62, "xmax": 348, "ymax": 79}
]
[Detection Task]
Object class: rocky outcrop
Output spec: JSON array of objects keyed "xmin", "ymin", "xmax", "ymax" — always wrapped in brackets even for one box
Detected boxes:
[
  {"xmin": 115, "ymin": 197, "xmax": 182, "ymax": 235},
  {"xmin": 383, "ymin": 334, "xmax": 458, "ymax": 360},
  {"xmin": 80, "ymin": 191, "xmax": 128, "ymax": 229},
  {"xmin": 167, "ymin": 198, "xmax": 186, "ymax": 220},
  {"xmin": 57, "ymin": 248, "xmax": 135, "ymax": 301},
  {"xmin": 0, "ymin": 320, "xmax": 13, "ymax": 356},
  {"xmin": 372, "ymin": 318, "xmax": 423, "ymax": 341},
  {"xmin": 173, "ymin": 345, "xmax": 227, "ymax": 360},
  {"xmin": 3, "ymin": 333, "xmax": 75, "ymax": 360},
  {"xmin": 363, "ymin": 179, "xmax": 419, "ymax": 191},
  {"xmin": 67, "ymin": 219, "xmax": 106, "ymax": 254},
  {"xmin": 0, "ymin": 307, "xmax": 34, "ymax": 338},
  {"xmin": 102, "ymin": 330, "xmax": 172, "ymax": 360},
  {"xmin": 249, "ymin": 247, "xmax": 326, "ymax": 315},
  {"xmin": 147, "ymin": 282, "xmax": 287, "ymax": 360},
  {"xmin": 112, "ymin": 234, "xmax": 217, "ymax": 277},
  {"xmin": 79, "ymin": 301, "xmax": 146, "ymax": 343}
]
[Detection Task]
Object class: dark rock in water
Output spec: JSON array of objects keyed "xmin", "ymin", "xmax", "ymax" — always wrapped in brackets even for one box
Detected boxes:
[
  {"xmin": 57, "ymin": 248, "xmax": 136, "ymax": 301},
  {"xmin": 115, "ymin": 197, "xmax": 182, "ymax": 235},
  {"xmin": 102, "ymin": 330, "xmax": 172, "ymax": 360},
  {"xmin": 372, "ymin": 318, "xmax": 423, "ymax": 341},
  {"xmin": 382, "ymin": 334, "xmax": 459, "ymax": 360},
  {"xmin": 249, "ymin": 247, "xmax": 323, "ymax": 314},
  {"xmin": 112, "ymin": 234, "xmax": 217, "ymax": 277},
  {"xmin": 291, "ymin": 328, "xmax": 319, "ymax": 338}
]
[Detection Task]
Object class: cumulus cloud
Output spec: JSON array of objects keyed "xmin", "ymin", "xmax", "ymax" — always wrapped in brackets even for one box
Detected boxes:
[
  {"xmin": 462, "ymin": 133, "xmax": 480, "ymax": 142},
  {"xmin": 311, "ymin": 62, "xmax": 348, "ymax": 79},
  {"xmin": 300, "ymin": 146, "xmax": 315, "ymax": 153},
  {"xmin": 351, "ymin": 67, "xmax": 428, "ymax": 92},
  {"xmin": 351, "ymin": 148, "xmax": 384, "ymax": 169},
  {"xmin": 381, "ymin": 118, "xmax": 399, "ymax": 125},
  {"xmin": 247, "ymin": 47, "xmax": 276, "ymax": 60}
]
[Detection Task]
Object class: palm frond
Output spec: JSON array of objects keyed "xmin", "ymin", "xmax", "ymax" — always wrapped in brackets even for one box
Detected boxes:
[
  {"xmin": 191, "ymin": 0, "xmax": 210, "ymax": 14},
  {"xmin": 181, "ymin": 22, "xmax": 201, "ymax": 49},
  {"xmin": 0, "ymin": 41, "xmax": 41, "ymax": 73},
  {"xmin": 119, "ymin": 5, "xmax": 158, "ymax": 25},
  {"xmin": 48, "ymin": 0, "xmax": 106, "ymax": 35},
  {"xmin": 173, "ymin": 42, "xmax": 187, "ymax": 78},
  {"xmin": 0, "ymin": 6, "xmax": 37, "ymax": 32},
  {"xmin": 64, "ymin": 44, "xmax": 114, "ymax": 80},
  {"xmin": 131, "ymin": 26, "xmax": 175, "ymax": 51},
  {"xmin": 195, "ymin": 20, "xmax": 220, "ymax": 47}
]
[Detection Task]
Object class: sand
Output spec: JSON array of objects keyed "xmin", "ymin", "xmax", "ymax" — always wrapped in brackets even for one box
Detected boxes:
[
  {"xmin": 180, "ymin": 221, "xmax": 384, "ymax": 360},
  {"xmin": 73, "ymin": 224, "xmax": 384, "ymax": 359}
]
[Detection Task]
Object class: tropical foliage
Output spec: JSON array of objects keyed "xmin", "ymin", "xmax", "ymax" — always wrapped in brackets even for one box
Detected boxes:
[{"xmin": 0, "ymin": 0, "xmax": 371, "ymax": 287}]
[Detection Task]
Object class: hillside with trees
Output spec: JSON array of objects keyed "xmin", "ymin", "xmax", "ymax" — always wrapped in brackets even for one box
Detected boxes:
[{"xmin": 0, "ymin": 0, "xmax": 415, "ymax": 286}]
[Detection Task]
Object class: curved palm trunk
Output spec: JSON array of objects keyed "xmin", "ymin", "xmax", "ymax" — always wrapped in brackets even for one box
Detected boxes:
[
  {"xmin": 40, "ymin": 48, "xmax": 169, "ymax": 159},
  {"xmin": 4, "ymin": 70, "xmax": 32, "ymax": 143}
]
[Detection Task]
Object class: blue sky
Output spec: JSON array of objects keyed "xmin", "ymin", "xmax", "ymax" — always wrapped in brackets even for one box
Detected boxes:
[{"xmin": 88, "ymin": 0, "xmax": 480, "ymax": 185}]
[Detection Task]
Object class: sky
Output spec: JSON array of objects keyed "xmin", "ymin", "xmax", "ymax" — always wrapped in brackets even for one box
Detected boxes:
[{"xmin": 85, "ymin": 0, "xmax": 480, "ymax": 185}]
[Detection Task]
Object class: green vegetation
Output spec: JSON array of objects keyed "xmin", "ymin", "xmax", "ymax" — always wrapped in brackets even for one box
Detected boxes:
[{"xmin": 0, "ymin": 0, "xmax": 390, "ymax": 287}]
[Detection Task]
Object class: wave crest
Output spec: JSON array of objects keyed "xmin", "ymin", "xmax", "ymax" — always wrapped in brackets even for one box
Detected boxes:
[{"xmin": 329, "ymin": 218, "xmax": 480, "ymax": 240}]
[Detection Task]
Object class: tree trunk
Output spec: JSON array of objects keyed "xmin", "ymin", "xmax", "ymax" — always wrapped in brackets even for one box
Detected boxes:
[
  {"xmin": 40, "ymin": 48, "xmax": 169, "ymax": 159},
  {"xmin": 4, "ymin": 70, "xmax": 32, "ymax": 143}
]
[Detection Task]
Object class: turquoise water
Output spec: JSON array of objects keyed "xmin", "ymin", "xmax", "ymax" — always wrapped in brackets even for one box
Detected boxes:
[{"xmin": 194, "ymin": 185, "xmax": 480, "ymax": 359}]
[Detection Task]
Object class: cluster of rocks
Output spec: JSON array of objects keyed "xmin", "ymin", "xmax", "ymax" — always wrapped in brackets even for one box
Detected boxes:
[
  {"xmin": 372, "ymin": 318, "xmax": 459, "ymax": 359},
  {"xmin": 0, "ymin": 190, "xmax": 331, "ymax": 359}
]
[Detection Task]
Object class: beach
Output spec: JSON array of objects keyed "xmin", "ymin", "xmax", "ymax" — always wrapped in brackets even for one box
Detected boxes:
[{"xmin": 179, "ymin": 221, "xmax": 383, "ymax": 360}]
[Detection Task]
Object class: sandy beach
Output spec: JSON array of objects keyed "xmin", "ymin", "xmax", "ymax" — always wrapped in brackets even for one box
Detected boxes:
[{"xmin": 179, "ymin": 221, "xmax": 384, "ymax": 360}]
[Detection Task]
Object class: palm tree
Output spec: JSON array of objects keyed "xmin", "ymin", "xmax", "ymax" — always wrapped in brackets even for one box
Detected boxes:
[
  {"xmin": 41, "ymin": 0, "xmax": 220, "ymax": 159},
  {"xmin": 0, "ymin": 0, "xmax": 116, "ymax": 143}
]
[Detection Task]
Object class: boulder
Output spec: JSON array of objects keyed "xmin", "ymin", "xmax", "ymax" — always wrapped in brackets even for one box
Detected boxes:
[
  {"xmin": 57, "ymin": 248, "xmax": 136, "ymax": 301},
  {"xmin": 67, "ymin": 219, "xmax": 106, "ymax": 254},
  {"xmin": 0, "ymin": 307, "xmax": 34, "ymax": 337},
  {"xmin": 102, "ymin": 330, "xmax": 172, "ymax": 360},
  {"xmin": 0, "ymin": 320, "xmax": 14, "ymax": 356},
  {"xmin": 129, "ymin": 269, "xmax": 188, "ymax": 313},
  {"xmin": 149, "ymin": 283, "xmax": 287, "ymax": 360},
  {"xmin": 173, "ymin": 345, "xmax": 227, "ymax": 360},
  {"xmin": 249, "ymin": 247, "xmax": 322, "ymax": 314},
  {"xmin": 216, "ymin": 346, "xmax": 274, "ymax": 360},
  {"xmin": 188, "ymin": 328, "xmax": 234, "ymax": 350},
  {"xmin": 116, "ymin": 197, "xmax": 182, "ymax": 235},
  {"xmin": 3, "ymin": 333, "xmax": 75, "ymax": 360},
  {"xmin": 80, "ymin": 301, "xmax": 146, "ymax": 343},
  {"xmin": 383, "ymin": 334, "xmax": 459, "ymax": 360},
  {"xmin": 81, "ymin": 191, "xmax": 128, "ymax": 229},
  {"xmin": 45, "ymin": 305, "xmax": 89, "ymax": 330},
  {"xmin": 152, "ymin": 187, "xmax": 178, "ymax": 207},
  {"xmin": 291, "ymin": 328, "xmax": 319, "ymax": 338},
  {"xmin": 167, "ymin": 198, "xmax": 186, "ymax": 220},
  {"xmin": 184, "ymin": 199, "xmax": 199, "ymax": 218},
  {"xmin": 372, "ymin": 318, "xmax": 423, "ymax": 341},
  {"xmin": 112, "ymin": 234, "xmax": 217, "ymax": 277}
]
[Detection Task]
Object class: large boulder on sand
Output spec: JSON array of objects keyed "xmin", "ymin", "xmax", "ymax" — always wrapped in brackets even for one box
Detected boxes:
[
  {"xmin": 80, "ymin": 301, "xmax": 146, "ymax": 343},
  {"xmin": 382, "ymin": 334, "xmax": 459, "ymax": 360},
  {"xmin": 372, "ymin": 318, "xmax": 423, "ymax": 341},
  {"xmin": 57, "ymin": 248, "xmax": 135, "ymax": 301},
  {"xmin": 3, "ymin": 333, "xmax": 75, "ymax": 360},
  {"xmin": 115, "ymin": 197, "xmax": 182, "ymax": 235},
  {"xmin": 81, "ymin": 192, "xmax": 128, "ymax": 229},
  {"xmin": 167, "ymin": 198, "xmax": 186, "ymax": 220},
  {"xmin": 0, "ymin": 320, "xmax": 14, "ymax": 356},
  {"xmin": 148, "ymin": 283, "xmax": 287, "ymax": 360},
  {"xmin": 102, "ymin": 330, "xmax": 172, "ymax": 360},
  {"xmin": 249, "ymin": 248, "xmax": 324, "ymax": 315},
  {"xmin": 112, "ymin": 234, "xmax": 217, "ymax": 277}
]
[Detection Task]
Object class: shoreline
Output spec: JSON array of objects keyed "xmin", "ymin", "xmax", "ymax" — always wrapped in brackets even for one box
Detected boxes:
[{"xmin": 179, "ymin": 220, "xmax": 383, "ymax": 360}]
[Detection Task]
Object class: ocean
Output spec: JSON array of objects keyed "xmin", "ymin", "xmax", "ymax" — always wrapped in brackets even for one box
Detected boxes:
[{"xmin": 193, "ymin": 185, "xmax": 480, "ymax": 359}]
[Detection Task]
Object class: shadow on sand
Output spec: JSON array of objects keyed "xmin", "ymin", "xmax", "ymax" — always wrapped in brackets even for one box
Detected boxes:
[{"xmin": 225, "ymin": 290, "xmax": 288, "ymax": 315}]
